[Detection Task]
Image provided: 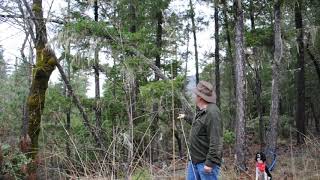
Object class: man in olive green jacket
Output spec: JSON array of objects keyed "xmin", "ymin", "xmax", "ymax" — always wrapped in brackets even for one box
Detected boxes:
[{"xmin": 179, "ymin": 81, "xmax": 223, "ymax": 180}]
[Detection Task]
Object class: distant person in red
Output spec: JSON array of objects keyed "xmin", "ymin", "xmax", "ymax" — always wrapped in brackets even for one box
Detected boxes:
[
  {"xmin": 178, "ymin": 81, "xmax": 223, "ymax": 180},
  {"xmin": 255, "ymin": 152, "xmax": 272, "ymax": 180}
]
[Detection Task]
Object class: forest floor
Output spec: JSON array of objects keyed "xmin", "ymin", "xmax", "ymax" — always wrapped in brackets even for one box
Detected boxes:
[
  {"xmin": 1, "ymin": 127, "xmax": 319, "ymax": 179},
  {"xmin": 148, "ymin": 136, "xmax": 320, "ymax": 180}
]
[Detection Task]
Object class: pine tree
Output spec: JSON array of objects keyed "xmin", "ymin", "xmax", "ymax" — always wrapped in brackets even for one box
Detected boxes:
[{"xmin": 234, "ymin": 0, "xmax": 246, "ymax": 171}]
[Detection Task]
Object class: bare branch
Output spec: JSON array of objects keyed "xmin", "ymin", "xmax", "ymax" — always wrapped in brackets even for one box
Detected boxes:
[
  {"xmin": 20, "ymin": 32, "xmax": 29, "ymax": 61},
  {"xmin": 56, "ymin": 61, "xmax": 106, "ymax": 152},
  {"xmin": 20, "ymin": 0, "xmax": 37, "ymax": 27},
  {"xmin": 16, "ymin": 0, "xmax": 36, "ymax": 43},
  {"xmin": 0, "ymin": 14, "xmax": 64, "ymax": 24}
]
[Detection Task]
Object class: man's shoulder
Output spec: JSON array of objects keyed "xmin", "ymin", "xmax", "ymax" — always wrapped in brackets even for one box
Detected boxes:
[
  {"xmin": 205, "ymin": 103, "xmax": 221, "ymax": 125},
  {"xmin": 207, "ymin": 103, "xmax": 220, "ymax": 113}
]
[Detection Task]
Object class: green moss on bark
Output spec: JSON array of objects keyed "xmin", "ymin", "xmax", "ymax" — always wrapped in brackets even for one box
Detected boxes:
[{"xmin": 27, "ymin": 47, "xmax": 56, "ymax": 158}]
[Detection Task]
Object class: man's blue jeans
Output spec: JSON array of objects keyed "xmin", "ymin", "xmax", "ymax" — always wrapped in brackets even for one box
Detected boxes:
[{"xmin": 186, "ymin": 161, "xmax": 220, "ymax": 180}]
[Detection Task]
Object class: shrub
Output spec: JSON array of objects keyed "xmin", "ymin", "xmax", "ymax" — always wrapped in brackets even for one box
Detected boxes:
[
  {"xmin": 0, "ymin": 144, "xmax": 31, "ymax": 179},
  {"xmin": 223, "ymin": 130, "xmax": 235, "ymax": 145},
  {"xmin": 132, "ymin": 168, "xmax": 151, "ymax": 180}
]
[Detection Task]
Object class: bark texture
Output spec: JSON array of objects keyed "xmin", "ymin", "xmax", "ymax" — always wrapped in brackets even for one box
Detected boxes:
[
  {"xmin": 214, "ymin": 0, "xmax": 220, "ymax": 108},
  {"xmin": 27, "ymin": 0, "xmax": 56, "ymax": 158},
  {"xmin": 189, "ymin": 0, "xmax": 199, "ymax": 84},
  {"xmin": 93, "ymin": 0, "xmax": 102, "ymax": 148},
  {"xmin": 234, "ymin": 0, "xmax": 246, "ymax": 171},
  {"xmin": 151, "ymin": 9, "xmax": 163, "ymax": 162},
  {"xmin": 267, "ymin": 0, "xmax": 282, "ymax": 154}
]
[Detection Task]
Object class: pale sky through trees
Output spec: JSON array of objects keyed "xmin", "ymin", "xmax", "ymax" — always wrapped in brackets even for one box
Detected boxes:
[{"xmin": 0, "ymin": 0, "xmax": 215, "ymax": 97}]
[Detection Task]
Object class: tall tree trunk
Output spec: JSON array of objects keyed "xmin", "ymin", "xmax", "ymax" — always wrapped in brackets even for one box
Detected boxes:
[
  {"xmin": 267, "ymin": 0, "xmax": 282, "ymax": 155},
  {"xmin": 294, "ymin": 0, "xmax": 305, "ymax": 144},
  {"xmin": 65, "ymin": 74, "xmax": 71, "ymax": 158},
  {"xmin": 23, "ymin": 1, "xmax": 104, "ymax": 165},
  {"xmin": 64, "ymin": 46, "xmax": 71, "ymax": 159},
  {"xmin": 20, "ymin": 34, "xmax": 33, "ymax": 154},
  {"xmin": 151, "ymin": 10, "xmax": 163, "ymax": 162},
  {"xmin": 184, "ymin": 23, "xmax": 190, "ymax": 80},
  {"xmin": 189, "ymin": 0, "xmax": 199, "ymax": 84},
  {"xmin": 21, "ymin": 34, "xmax": 32, "ymax": 135},
  {"xmin": 214, "ymin": 0, "xmax": 220, "ymax": 107},
  {"xmin": 93, "ymin": 0, "xmax": 102, "ymax": 148},
  {"xmin": 155, "ymin": 11, "xmax": 162, "ymax": 81},
  {"xmin": 23, "ymin": 1, "xmax": 58, "ymax": 176},
  {"xmin": 255, "ymin": 62, "xmax": 264, "ymax": 149},
  {"xmin": 249, "ymin": 0, "xmax": 255, "ymax": 30},
  {"xmin": 112, "ymin": 57, "xmax": 117, "ymax": 179},
  {"xmin": 61, "ymin": 59, "xmax": 72, "ymax": 161},
  {"xmin": 234, "ymin": 0, "xmax": 246, "ymax": 171},
  {"xmin": 125, "ymin": 81, "xmax": 135, "ymax": 180},
  {"xmin": 127, "ymin": 0, "xmax": 137, "ymax": 178},
  {"xmin": 129, "ymin": 0, "xmax": 136, "ymax": 33},
  {"xmin": 309, "ymin": 101, "xmax": 319, "ymax": 132},
  {"xmin": 222, "ymin": 0, "xmax": 236, "ymax": 130},
  {"xmin": 250, "ymin": 0, "xmax": 264, "ymax": 149},
  {"xmin": 65, "ymin": 0, "xmax": 71, "ymax": 159},
  {"xmin": 27, "ymin": 0, "xmax": 56, "ymax": 159}
]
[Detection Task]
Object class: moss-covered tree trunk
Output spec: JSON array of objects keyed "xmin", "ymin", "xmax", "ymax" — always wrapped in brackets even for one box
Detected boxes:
[{"xmin": 27, "ymin": 0, "xmax": 57, "ymax": 158}]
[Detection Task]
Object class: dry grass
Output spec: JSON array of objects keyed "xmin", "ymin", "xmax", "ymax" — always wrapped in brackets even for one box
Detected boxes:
[
  {"xmin": 18, "ymin": 132, "xmax": 320, "ymax": 180},
  {"xmin": 218, "ymin": 135, "xmax": 320, "ymax": 180}
]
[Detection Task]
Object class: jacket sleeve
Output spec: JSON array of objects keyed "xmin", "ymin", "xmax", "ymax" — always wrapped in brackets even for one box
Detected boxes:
[
  {"xmin": 184, "ymin": 112, "xmax": 194, "ymax": 125},
  {"xmin": 204, "ymin": 108, "xmax": 223, "ymax": 167}
]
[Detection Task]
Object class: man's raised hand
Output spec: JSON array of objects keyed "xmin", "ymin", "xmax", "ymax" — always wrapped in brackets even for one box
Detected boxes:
[{"xmin": 177, "ymin": 114, "xmax": 185, "ymax": 119}]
